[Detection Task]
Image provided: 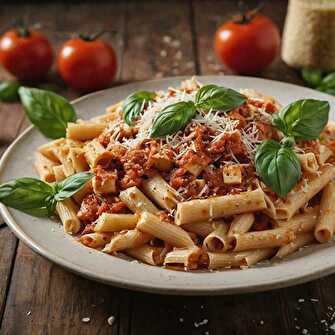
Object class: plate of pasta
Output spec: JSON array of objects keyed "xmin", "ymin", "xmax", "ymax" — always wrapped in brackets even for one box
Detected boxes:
[{"xmin": 1, "ymin": 75, "xmax": 335, "ymax": 295}]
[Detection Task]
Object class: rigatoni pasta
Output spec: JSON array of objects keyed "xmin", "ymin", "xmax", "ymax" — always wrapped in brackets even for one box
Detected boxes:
[{"xmin": 25, "ymin": 78, "xmax": 335, "ymax": 272}]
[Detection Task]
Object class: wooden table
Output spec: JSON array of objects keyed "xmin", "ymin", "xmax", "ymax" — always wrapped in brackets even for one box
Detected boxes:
[{"xmin": 0, "ymin": 1, "xmax": 333, "ymax": 334}]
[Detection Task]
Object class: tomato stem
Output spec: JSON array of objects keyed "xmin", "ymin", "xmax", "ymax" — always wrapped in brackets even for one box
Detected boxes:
[
  {"xmin": 235, "ymin": 0, "xmax": 264, "ymax": 24},
  {"xmin": 17, "ymin": 27, "xmax": 31, "ymax": 38},
  {"xmin": 79, "ymin": 30, "xmax": 112, "ymax": 42}
]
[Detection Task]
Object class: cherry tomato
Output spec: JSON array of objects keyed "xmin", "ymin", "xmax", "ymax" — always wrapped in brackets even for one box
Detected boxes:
[
  {"xmin": 0, "ymin": 29, "xmax": 53, "ymax": 81},
  {"xmin": 57, "ymin": 36, "xmax": 117, "ymax": 92},
  {"xmin": 214, "ymin": 14, "xmax": 280, "ymax": 75}
]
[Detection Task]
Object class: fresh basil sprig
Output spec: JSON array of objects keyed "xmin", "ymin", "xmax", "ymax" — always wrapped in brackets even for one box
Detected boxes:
[
  {"xmin": 151, "ymin": 101, "xmax": 196, "ymax": 138},
  {"xmin": 255, "ymin": 139, "xmax": 301, "ymax": 198},
  {"xmin": 122, "ymin": 90, "xmax": 155, "ymax": 126},
  {"xmin": 195, "ymin": 84, "xmax": 246, "ymax": 112},
  {"xmin": 150, "ymin": 85, "xmax": 246, "ymax": 137},
  {"xmin": 0, "ymin": 80, "xmax": 20, "ymax": 102},
  {"xmin": 18, "ymin": 87, "xmax": 77, "ymax": 139},
  {"xmin": 272, "ymin": 99, "xmax": 329, "ymax": 140},
  {"xmin": 0, "ymin": 172, "xmax": 93, "ymax": 217}
]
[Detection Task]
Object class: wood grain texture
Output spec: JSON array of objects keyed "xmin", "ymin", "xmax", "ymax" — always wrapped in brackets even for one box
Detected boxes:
[{"xmin": 0, "ymin": 1, "xmax": 334, "ymax": 335}]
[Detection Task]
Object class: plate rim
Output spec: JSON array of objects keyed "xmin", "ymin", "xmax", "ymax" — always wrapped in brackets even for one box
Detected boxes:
[{"xmin": 1, "ymin": 75, "xmax": 335, "ymax": 295}]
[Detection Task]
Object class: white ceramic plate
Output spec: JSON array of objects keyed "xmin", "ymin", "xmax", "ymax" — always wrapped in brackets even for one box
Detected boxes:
[{"xmin": 1, "ymin": 75, "xmax": 335, "ymax": 295}]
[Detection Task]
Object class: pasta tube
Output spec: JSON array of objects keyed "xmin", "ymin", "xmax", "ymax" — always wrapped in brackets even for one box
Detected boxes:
[
  {"xmin": 142, "ymin": 175, "xmax": 182, "ymax": 210},
  {"xmin": 68, "ymin": 148, "xmax": 89, "ymax": 172},
  {"xmin": 125, "ymin": 245, "xmax": 166, "ymax": 266},
  {"xmin": 164, "ymin": 246, "xmax": 202, "ymax": 270},
  {"xmin": 34, "ymin": 152, "xmax": 57, "ymax": 182},
  {"xmin": 275, "ymin": 165, "xmax": 335, "ymax": 219},
  {"xmin": 203, "ymin": 224, "xmax": 230, "ymax": 252},
  {"xmin": 53, "ymin": 165, "xmax": 66, "ymax": 182},
  {"xmin": 137, "ymin": 211, "xmax": 194, "ymax": 248},
  {"xmin": 84, "ymin": 139, "xmax": 114, "ymax": 168},
  {"xmin": 66, "ymin": 122, "xmax": 105, "ymax": 141},
  {"xmin": 56, "ymin": 198, "xmax": 81, "ymax": 234},
  {"xmin": 315, "ymin": 182, "xmax": 335, "ymax": 242},
  {"xmin": 207, "ymin": 248, "xmax": 275, "ymax": 269},
  {"xmin": 103, "ymin": 229, "xmax": 152, "ymax": 253},
  {"xmin": 119, "ymin": 186, "xmax": 159, "ymax": 214},
  {"xmin": 231, "ymin": 227, "xmax": 295, "ymax": 252},
  {"xmin": 182, "ymin": 221, "xmax": 214, "ymax": 237},
  {"xmin": 94, "ymin": 213, "xmax": 138, "ymax": 232},
  {"xmin": 37, "ymin": 138, "xmax": 65, "ymax": 162},
  {"xmin": 274, "ymin": 232, "xmax": 314, "ymax": 259},
  {"xmin": 227, "ymin": 213, "xmax": 255, "ymax": 236},
  {"xmin": 175, "ymin": 188, "xmax": 266, "ymax": 225},
  {"xmin": 80, "ymin": 232, "xmax": 113, "ymax": 248}
]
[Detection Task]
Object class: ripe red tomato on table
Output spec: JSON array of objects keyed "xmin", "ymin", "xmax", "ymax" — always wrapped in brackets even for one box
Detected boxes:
[
  {"xmin": 0, "ymin": 29, "xmax": 53, "ymax": 81},
  {"xmin": 57, "ymin": 35, "xmax": 117, "ymax": 92},
  {"xmin": 214, "ymin": 14, "xmax": 280, "ymax": 75}
]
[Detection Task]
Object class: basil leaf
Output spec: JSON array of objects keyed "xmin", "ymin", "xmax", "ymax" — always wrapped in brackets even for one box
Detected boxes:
[
  {"xmin": 318, "ymin": 87, "xmax": 335, "ymax": 96},
  {"xmin": 151, "ymin": 101, "xmax": 196, "ymax": 137},
  {"xmin": 272, "ymin": 99, "xmax": 329, "ymax": 140},
  {"xmin": 0, "ymin": 81, "xmax": 20, "ymax": 102},
  {"xmin": 0, "ymin": 177, "xmax": 54, "ymax": 216},
  {"xmin": 255, "ymin": 140, "xmax": 301, "ymax": 198},
  {"xmin": 18, "ymin": 87, "xmax": 77, "ymax": 139},
  {"xmin": 301, "ymin": 69, "xmax": 323, "ymax": 87},
  {"xmin": 54, "ymin": 172, "xmax": 94, "ymax": 201},
  {"xmin": 123, "ymin": 91, "xmax": 155, "ymax": 126},
  {"xmin": 195, "ymin": 84, "xmax": 246, "ymax": 112},
  {"xmin": 318, "ymin": 72, "xmax": 335, "ymax": 90}
]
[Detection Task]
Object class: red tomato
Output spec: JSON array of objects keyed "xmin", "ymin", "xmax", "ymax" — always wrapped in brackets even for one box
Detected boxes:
[
  {"xmin": 0, "ymin": 30, "xmax": 53, "ymax": 81},
  {"xmin": 57, "ymin": 37, "xmax": 117, "ymax": 92},
  {"xmin": 214, "ymin": 14, "xmax": 280, "ymax": 75}
]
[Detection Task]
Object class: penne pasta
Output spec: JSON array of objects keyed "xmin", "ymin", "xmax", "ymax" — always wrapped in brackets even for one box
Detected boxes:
[
  {"xmin": 207, "ymin": 248, "xmax": 275, "ymax": 269},
  {"xmin": 275, "ymin": 165, "xmax": 335, "ymax": 220},
  {"xmin": 84, "ymin": 139, "xmax": 114, "ymax": 168},
  {"xmin": 94, "ymin": 213, "xmax": 138, "ymax": 232},
  {"xmin": 37, "ymin": 138, "xmax": 65, "ymax": 162},
  {"xmin": 125, "ymin": 245, "xmax": 166, "ymax": 266},
  {"xmin": 315, "ymin": 182, "xmax": 335, "ymax": 243},
  {"xmin": 274, "ymin": 232, "xmax": 315, "ymax": 259},
  {"xmin": 119, "ymin": 186, "xmax": 159, "ymax": 214},
  {"xmin": 66, "ymin": 122, "xmax": 105, "ymax": 141},
  {"xmin": 164, "ymin": 246, "xmax": 202, "ymax": 270},
  {"xmin": 175, "ymin": 188, "xmax": 266, "ymax": 225},
  {"xmin": 231, "ymin": 227, "xmax": 295, "ymax": 252},
  {"xmin": 103, "ymin": 229, "xmax": 152, "ymax": 253},
  {"xmin": 72, "ymin": 181, "xmax": 93, "ymax": 204},
  {"xmin": 227, "ymin": 213, "xmax": 255, "ymax": 236},
  {"xmin": 56, "ymin": 198, "xmax": 81, "ymax": 234},
  {"xmin": 203, "ymin": 224, "xmax": 230, "ymax": 252},
  {"xmin": 142, "ymin": 175, "xmax": 182, "ymax": 210},
  {"xmin": 137, "ymin": 211, "xmax": 194, "ymax": 248},
  {"xmin": 34, "ymin": 152, "xmax": 57, "ymax": 182},
  {"xmin": 52, "ymin": 146, "xmax": 75, "ymax": 177},
  {"xmin": 53, "ymin": 165, "xmax": 66, "ymax": 182},
  {"xmin": 68, "ymin": 147, "xmax": 89, "ymax": 172},
  {"xmin": 92, "ymin": 171, "xmax": 117, "ymax": 194},
  {"xmin": 182, "ymin": 221, "xmax": 215, "ymax": 237},
  {"xmin": 80, "ymin": 232, "xmax": 113, "ymax": 248}
]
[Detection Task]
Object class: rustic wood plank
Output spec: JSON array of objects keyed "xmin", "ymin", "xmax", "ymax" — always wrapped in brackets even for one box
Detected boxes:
[
  {"xmin": 121, "ymin": 0, "xmax": 196, "ymax": 81},
  {"xmin": 0, "ymin": 228, "xmax": 18, "ymax": 324}
]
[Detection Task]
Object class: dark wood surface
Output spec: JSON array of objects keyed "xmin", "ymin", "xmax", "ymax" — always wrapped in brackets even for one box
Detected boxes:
[{"xmin": 0, "ymin": 1, "xmax": 333, "ymax": 334}]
